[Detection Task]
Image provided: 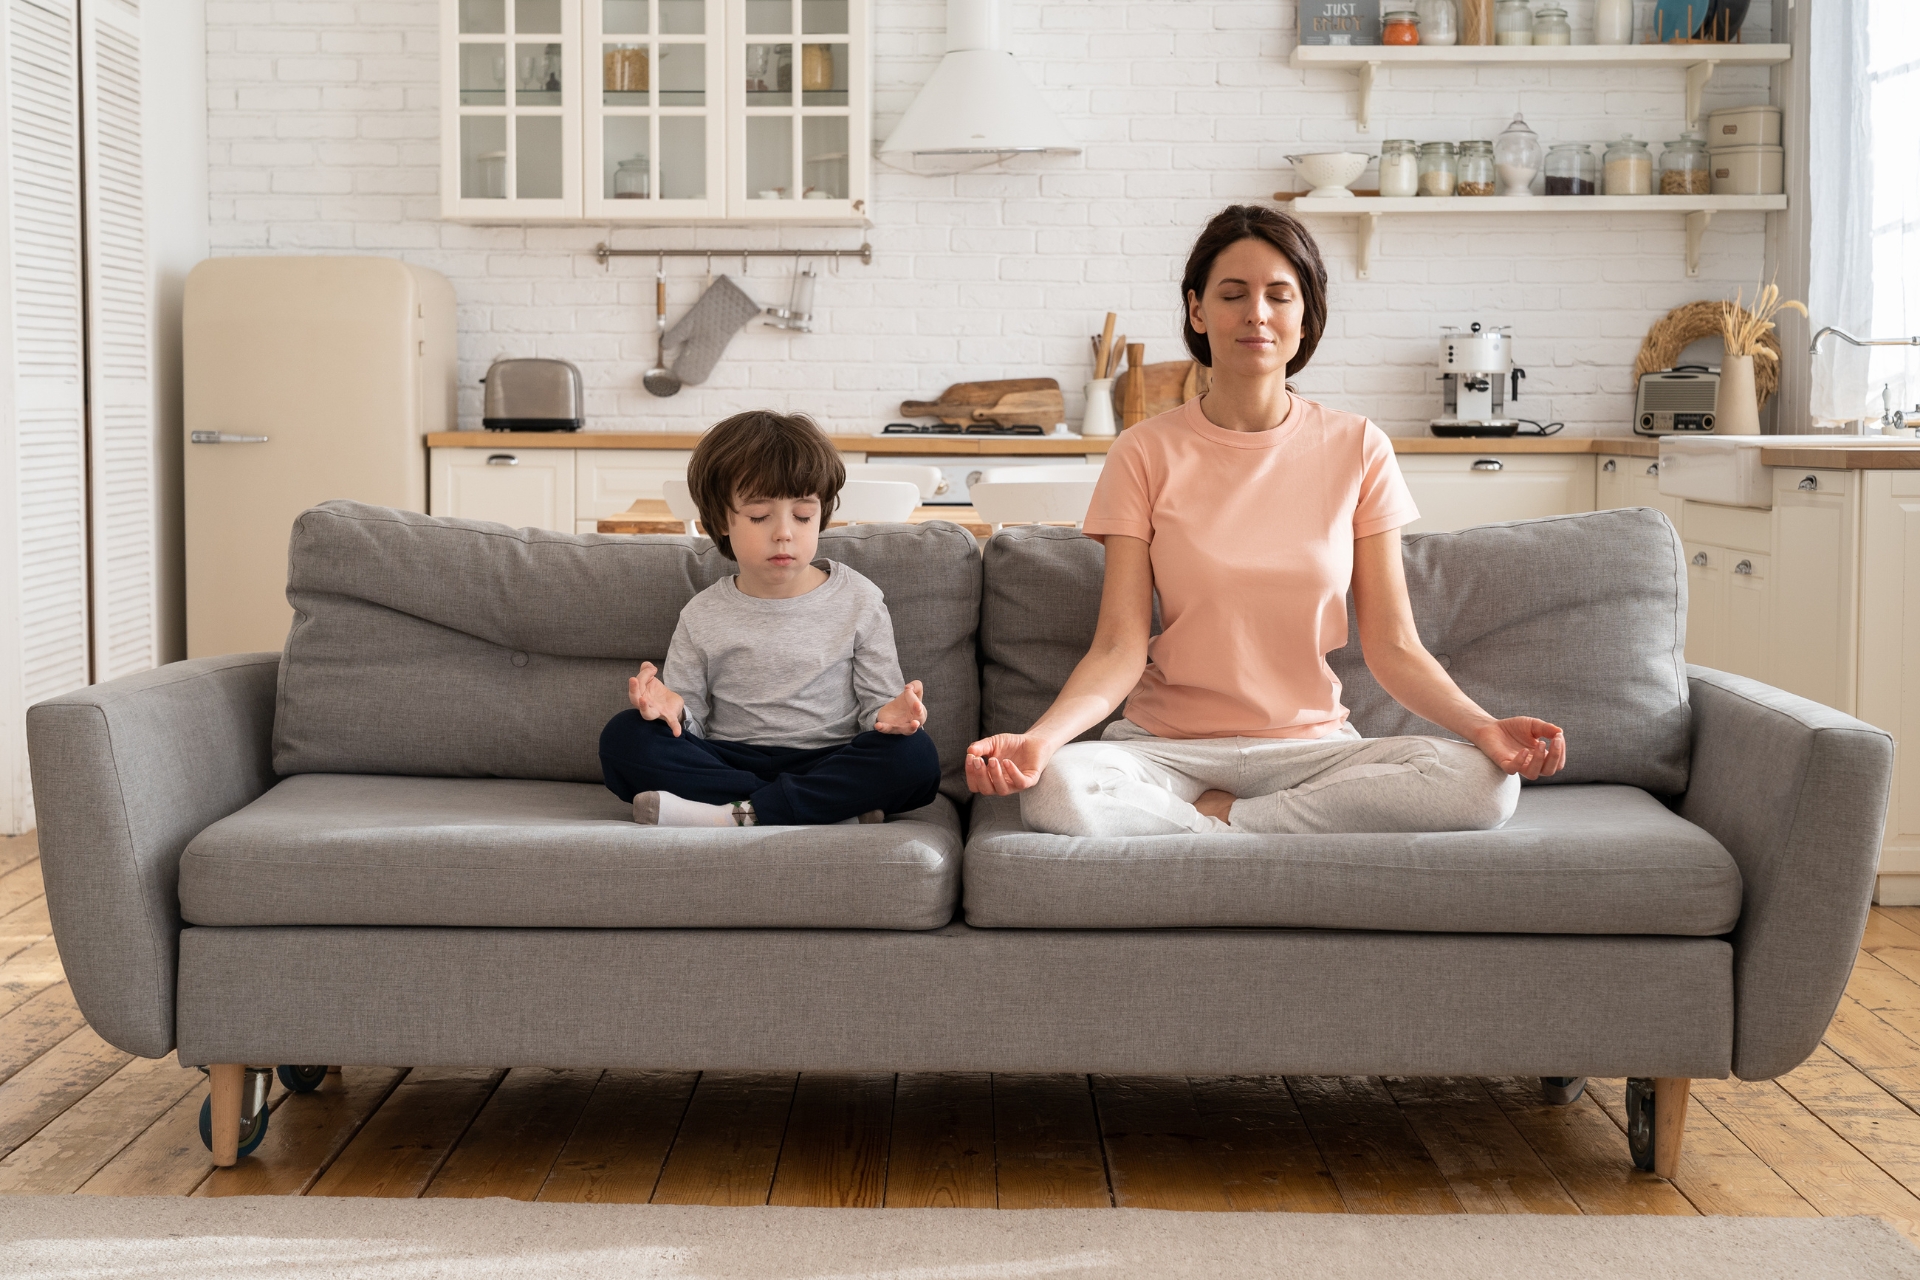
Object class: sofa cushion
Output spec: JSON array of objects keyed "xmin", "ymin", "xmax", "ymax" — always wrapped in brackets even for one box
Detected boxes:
[
  {"xmin": 180, "ymin": 774, "xmax": 963, "ymax": 930},
  {"xmin": 963, "ymin": 783, "xmax": 1739, "ymax": 934},
  {"xmin": 979, "ymin": 509, "xmax": 1690, "ymax": 793},
  {"xmin": 271, "ymin": 502, "xmax": 982, "ymax": 803}
]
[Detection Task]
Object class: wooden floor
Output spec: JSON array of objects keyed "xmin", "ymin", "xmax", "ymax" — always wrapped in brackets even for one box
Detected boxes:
[{"xmin": 9, "ymin": 830, "xmax": 1920, "ymax": 1239}]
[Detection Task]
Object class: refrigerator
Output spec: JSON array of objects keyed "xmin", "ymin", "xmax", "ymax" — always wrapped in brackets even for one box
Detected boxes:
[{"xmin": 183, "ymin": 257, "xmax": 457, "ymax": 657}]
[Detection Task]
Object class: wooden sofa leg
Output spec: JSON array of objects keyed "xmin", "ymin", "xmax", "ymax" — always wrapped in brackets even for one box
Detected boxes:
[
  {"xmin": 208, "ymin": 1064, "xmax": 243, "ymax": 1167},
  {"xmin": 1653, "ymin": 1077, "xmax": 1691, "ymax": 1179}
]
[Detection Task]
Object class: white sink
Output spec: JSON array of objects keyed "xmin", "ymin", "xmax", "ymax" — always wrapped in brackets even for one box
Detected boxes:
[{"xmin": 1658, "ymin": 435, "xmax": 1896, "ymax": 509}]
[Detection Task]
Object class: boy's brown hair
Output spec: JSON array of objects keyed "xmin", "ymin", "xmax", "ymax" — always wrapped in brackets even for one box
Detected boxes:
[{"xmin": 687, "ymin": 410, "xmax": 845, "ymax": 560}]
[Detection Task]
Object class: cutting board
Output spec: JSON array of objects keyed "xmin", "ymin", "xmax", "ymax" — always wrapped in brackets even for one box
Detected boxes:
[
  {"xmin": 902, "ymin": 378, "xmax": 1065, "ymax": 427},
  {"xmin": 1112, "ymin": 360, "xmax": 1209, "ymax": 423}
]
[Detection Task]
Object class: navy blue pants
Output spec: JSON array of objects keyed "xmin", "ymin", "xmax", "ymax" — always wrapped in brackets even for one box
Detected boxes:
[{"xmin": 599, "ymin": 710, "xmax": 943, "ymax": 826}]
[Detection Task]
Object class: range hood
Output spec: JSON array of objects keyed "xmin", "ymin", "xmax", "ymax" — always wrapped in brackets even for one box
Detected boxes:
[{"xmin": 878, "ymin": 0, "xmax": 1078, "ymax": 157}]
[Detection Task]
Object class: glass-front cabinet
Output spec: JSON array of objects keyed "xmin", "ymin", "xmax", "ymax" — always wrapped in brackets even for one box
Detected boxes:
[{"xmin": 441, "ymin": 0, "xmax": 867, "ymax": 221}]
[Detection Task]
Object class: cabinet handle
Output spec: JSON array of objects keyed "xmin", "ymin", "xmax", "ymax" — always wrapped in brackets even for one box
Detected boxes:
[
  {"xmin": 190, "ymin": 431, "xmax": 270, "ymax": 444},
  {"xmin": 1734, "ymin": 559, "xmax": 1753, "ymax": 575},
  {"xmin": 1602, "ymin": 460, "xmax": 1617, "ymax": 472},
  {"xmin": 1799, "ymin": 475, "xmax": 1818, "ymax": 490},
  {"xmin": 486, "ymin": 454, "xmax": 520, "ymax": 466},
  {"xmin": 1471, "ymin": 459, "xmax": 1503, "ymax": 471},
  {"xmin": 1691, "ymin": 552, "xmax": 1709, "ymax": 566},
  {"xmin": 1646, "ymin": 462, "xmax": 1660, "ymax": 476}
]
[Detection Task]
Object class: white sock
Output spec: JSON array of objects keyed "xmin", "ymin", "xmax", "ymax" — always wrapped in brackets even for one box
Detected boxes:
[{"xmin": 645, "ymin": 791, "xmax": 754, "ymax": 827}]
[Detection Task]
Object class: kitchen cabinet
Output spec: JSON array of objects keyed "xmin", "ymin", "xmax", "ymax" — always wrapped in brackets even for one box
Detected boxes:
[
  {"xmin": 574, "ymin": 447, "xmax": 694, "ymax": 531},
  {"xmin": 1677, "ymin": 499, "xmax": 1772, "ymax": 681},
  {"xmin": 1768, "ymin": 468, "xmax": 1858, "ymax": 714},
  {"xmin": 430, "ymin": 446, "xmax": 576, "ymax": 530},
  {"xmin": 443, "ymin": 0, "xmax": 869, "ymax": 222},
  {"xmin": 1860, "ymin": 471, "xmax": 1920, "ymax": 903},
  {"xmin": 1596, "ymin": 454, "xmax": 1685, "ymax": 530},
  {"xmin": 1396, "ymin": 454, "xmax": 1594, "ymax": 534}
]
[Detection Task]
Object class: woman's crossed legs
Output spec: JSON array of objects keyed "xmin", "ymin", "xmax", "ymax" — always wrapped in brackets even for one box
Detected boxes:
[{"xmin": 1021, "ymin": 719, "xmax": 1518, "ymax": 838}]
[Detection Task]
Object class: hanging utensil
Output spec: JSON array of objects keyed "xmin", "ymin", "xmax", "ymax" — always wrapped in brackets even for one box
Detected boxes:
[{"xmin": 643, "ymin": 256, "xmax": 682, "ymax": 397}]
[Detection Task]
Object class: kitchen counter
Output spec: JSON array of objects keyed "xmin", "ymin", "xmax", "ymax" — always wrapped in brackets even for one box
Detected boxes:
[
  {"xmin": 1758, "ymin": 443, "xmax": 1920, "ymax": 469},
  {"xmin": 427, "ymin": 432, "xmax": 1659, "ymax": 457}
]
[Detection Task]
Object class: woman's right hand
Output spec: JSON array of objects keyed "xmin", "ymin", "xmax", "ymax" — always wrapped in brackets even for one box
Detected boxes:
[
  {"xmin": 965, "ymin": 733, "xmax": 1055, "ymax": 795},
  {"xmin": 629, "ymin": 662, "xmax": 685, "ymax": 737}
]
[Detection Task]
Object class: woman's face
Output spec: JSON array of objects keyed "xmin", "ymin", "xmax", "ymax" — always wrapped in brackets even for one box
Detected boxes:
[{"xmin": 1187, "ymin": 237, "xmax": 1306, "ymax": 379}]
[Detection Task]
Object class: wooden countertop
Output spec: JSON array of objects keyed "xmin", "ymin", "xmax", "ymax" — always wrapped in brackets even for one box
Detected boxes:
[
  {"xmin": 1757, "ymin": 444, "xmax": 1920, "ymax": 469},
  {"xmin": 429, "ymin": 431, "xmax": 1660, "ymax": 457},
  {"xmin": 598, "ymin": 498, "xmax": 994, "ymax": 538}
]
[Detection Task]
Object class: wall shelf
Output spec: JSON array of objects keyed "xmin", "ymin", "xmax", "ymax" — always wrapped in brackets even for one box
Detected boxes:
[
  {"xmin": 1290, "ymin": 42, "xmax": 1791, "ymax": 131},
  {"xmin": 1284, "ymin": 194, "xmax": 1788, "ymax": 279}
]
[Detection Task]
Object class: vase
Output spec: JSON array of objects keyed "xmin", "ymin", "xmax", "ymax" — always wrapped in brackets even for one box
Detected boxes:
[
  {"xmin": 1716, "ymin": 354, "xmax": 1760, "ymax": 435},
  {"xmin": 1082, "ymin": 379, "xmax": 1116, "ymax": 437}
]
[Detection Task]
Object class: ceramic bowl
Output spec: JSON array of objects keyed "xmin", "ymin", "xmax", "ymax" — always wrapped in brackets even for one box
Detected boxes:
[{"xmin": 1286, "ymin": 151, "xmax": 1371, "ymax": 198}]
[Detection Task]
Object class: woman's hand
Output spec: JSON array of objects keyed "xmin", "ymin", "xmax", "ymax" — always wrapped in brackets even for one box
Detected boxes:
[
  {"xmin": 965, "ymin": 733, "xmax": 1056, "ymax": 795},
  {"xmin": 629, "ymin": 662, "xmax": 685, "ymax": 737},
  {"xmin": 1469, "ymin": 716, "xmax": 1566, "ymax": 780},
  {"xmin": 874, "ymin": 681, "xmax": 927, "ymax": 735}
]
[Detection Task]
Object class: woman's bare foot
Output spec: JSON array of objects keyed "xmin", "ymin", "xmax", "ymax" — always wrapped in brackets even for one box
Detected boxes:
[{"xmin": 1196, "ymin": 789, "xmax": 1236, "ymax": 824}]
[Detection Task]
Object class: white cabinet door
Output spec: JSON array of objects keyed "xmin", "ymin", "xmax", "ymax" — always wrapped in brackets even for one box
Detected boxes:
[
  {"xmin": 1396, "ymin": 454, "xmax": 1595, "ymax": 534},
  {"xmin": 1861, "ymin": 471, "xmax": 1920, "ymax": 900},
  {"xmin": 726, "ymin": 0, "xmax": 868, "ymax": 220},
  {"xmin": 584, "ymin": 0, "xmax": 728, "ymax": 219},
  {"xmin": 576, "ymin": 447, "xmax": 693, "ymax": 517},
  {"xmin": 443, "ymin": 0, "xmax": 583, "ymax": 219},
  {"xmin": 1682, "ymin": 541, "xmax": 1726, "ymax": 669},
  {"xmin": 1597, "ymin": 454, "xmax": 1685, "ymax": 530},
  {"xmin": 1770, "ymin": 468, "xmax": 1858, "ymax": 714},
  {"xmin": 431, "ymin": 447, "xmax": 576, "ymax": 531},
  {"xmin": 1723, "ymin": 549, "xmax": 1769, "ymax": 682}
]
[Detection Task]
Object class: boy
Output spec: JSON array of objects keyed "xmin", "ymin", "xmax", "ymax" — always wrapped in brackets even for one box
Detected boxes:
[{"xmin": 598, "ymin": 410, "xmax": 943, "ymax": 827}]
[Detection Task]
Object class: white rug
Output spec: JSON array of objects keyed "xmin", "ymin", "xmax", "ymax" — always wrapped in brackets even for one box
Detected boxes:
[{"xmin": 0, "ymin": 1197, "xmax": 1915, "ymax": 1280}]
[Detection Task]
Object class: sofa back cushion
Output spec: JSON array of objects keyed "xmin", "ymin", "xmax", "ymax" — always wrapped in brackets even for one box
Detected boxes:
[
  {"xmin": 273, "ymin": 502, "xmax": 983, "ymax": 802},
  {"xmin": 979, "ymin": 508, "xmax": 1691, "ymax": 793}
]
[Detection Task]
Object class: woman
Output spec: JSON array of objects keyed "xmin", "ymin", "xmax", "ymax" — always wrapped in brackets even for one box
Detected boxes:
[{"xmin": 965, "ymin": 205, "xmax": 1566, "ymax": 835}]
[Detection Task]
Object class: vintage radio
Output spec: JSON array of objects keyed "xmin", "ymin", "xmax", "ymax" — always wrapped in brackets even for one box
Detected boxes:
[{"xmin": 1634, "ymin": 366, "xmax": 1719, "ymax": 436}]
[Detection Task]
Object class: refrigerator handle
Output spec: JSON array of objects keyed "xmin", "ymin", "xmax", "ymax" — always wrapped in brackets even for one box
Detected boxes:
[{"xmin": 190, "ymin": 431, "xmax": 271, "ymax": 444}]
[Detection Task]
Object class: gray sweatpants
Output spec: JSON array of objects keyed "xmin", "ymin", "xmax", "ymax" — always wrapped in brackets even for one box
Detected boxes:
[{"xmin": 1021, "ymin": 719, "xmax": 1519, "ymax": 837}]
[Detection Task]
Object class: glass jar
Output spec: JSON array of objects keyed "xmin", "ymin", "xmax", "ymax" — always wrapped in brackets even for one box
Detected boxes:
[
  {"xmin": 1594, "ymin": 0, "xmax": 1633, "ymax": 44},
  {"xmin": 1494, "ymin": 0, "xmax": 1532, "ymax": 44},
  {"xmin": 1603, "ymin": 135, "xmax": 1653, "ymax": 195},
  {"xmin": 1418, "ymin": 141, "xmax": 1458, "ymax": 197},
  {"xmin": 1459, "ymin": 0, "xmax": 1493, "ymax": 44},
  {"xmin": 1532, "ymin": 6, "xmax": 1572, "ymax": 44},
  {"xmin": 1544, "ymin": 143, "xmax": 1598, "ymax": 195},
  {"xmin": 1660, "ymin": 131, "xmax": 1711, "ymax": 195},
  {"xmin": 1379, "ymin": 139, "xmax": 1420, "ymax": 197},
  {"xmin": 480, "ymin": 150, "xmax": 508, "ymax": 199},
  {"xmin": 1382, "ymin": 9, "xmax": 1420, "ymax": 44},
  {"xmin": 1457, "ymin": 139, "xmax": 1495, "ymax": 195},
  {"xmin": 1415, "ymin": 0, "xmax": 1458, "ymax": 45},
  {"xmin": 613, "ymin": 157, "xmax": 650, "ymax": 199},
  {"xmin": 1494, "ymin": 112, "xmax": 1542, "ymax": 195}
]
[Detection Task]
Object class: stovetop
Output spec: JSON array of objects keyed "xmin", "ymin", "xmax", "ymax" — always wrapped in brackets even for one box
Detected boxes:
[{"xmin": 880, "ymin": 422, "xmax": 1048, "ymax": 436}]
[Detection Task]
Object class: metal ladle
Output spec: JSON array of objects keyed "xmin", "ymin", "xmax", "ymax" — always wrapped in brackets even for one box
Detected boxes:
[{"xmin": 643, "ymin": 255, "xmax": 681, "ymax": 397}]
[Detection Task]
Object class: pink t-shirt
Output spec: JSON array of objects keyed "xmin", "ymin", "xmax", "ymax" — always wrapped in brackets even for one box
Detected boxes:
[{"xmin": 1081, "ymin": 394, "xmax": 1419, "ymax": 740}]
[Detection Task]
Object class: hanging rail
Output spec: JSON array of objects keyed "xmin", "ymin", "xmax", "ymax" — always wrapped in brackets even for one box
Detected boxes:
[{"xmin": 593, "ymin": 242, "xmax": 872, "ymax": 268}]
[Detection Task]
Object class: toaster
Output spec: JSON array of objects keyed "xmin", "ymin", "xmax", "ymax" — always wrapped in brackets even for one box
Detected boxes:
[
  {"xmin": 1633, "ymin": 366, "xmax": 1719, "ymax": 436},
  {"xmin": 482, "ymin": 358, "xmax": 583, "ymax": 431}
]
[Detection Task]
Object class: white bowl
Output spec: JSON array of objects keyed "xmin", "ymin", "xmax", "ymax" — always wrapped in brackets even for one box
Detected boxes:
[{"xmin": 1286, "ymin": 151, "xmax": 1371, "ymax": 198}]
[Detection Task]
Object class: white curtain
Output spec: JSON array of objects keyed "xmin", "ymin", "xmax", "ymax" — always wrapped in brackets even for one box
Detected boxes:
[
  {"xmin": 1808, "ymin": 0, "xmax": 1873, "ymax": 423},
  {"xmin": 1866, "ymin": 3, "xmax": 1920, "ymax": 421}
]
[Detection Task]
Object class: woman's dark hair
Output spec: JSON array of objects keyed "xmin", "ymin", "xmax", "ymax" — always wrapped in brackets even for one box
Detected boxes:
[
  {"xmin": 1179, "ymin": 204, "xmax": 1329, "ymax": 377},
  {"xmin": 688, "ymin": 409, "xmax": 845, "ymax": 559}
]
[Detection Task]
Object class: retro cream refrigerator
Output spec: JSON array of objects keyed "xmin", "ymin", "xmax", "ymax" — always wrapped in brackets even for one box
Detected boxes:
[{"xmin": 183, "ymin": 257, "xmax": 456, "ymax": 656}]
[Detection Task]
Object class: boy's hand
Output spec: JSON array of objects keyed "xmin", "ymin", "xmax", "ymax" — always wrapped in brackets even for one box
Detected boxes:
[
  {"xmin": 875, "ymin": 680, "xmax": 927, "ymax": 735},
  {"xmin": 629, "ymin": 662, "xmax": 685, "ymax": 737}
]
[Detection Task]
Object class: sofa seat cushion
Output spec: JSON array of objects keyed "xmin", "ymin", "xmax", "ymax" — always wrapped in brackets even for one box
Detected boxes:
[
  {"xmin": 964, "ymin": 784, "xmax": 1740, "ymax": 934},
  {"xmin": 180, "ymin": 775, "xmax": 962, "ymax": 930}
]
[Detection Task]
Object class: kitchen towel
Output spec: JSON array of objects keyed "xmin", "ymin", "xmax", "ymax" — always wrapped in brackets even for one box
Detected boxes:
[{"xmin": 662, "ymin": 275, "xmax": 761, "ymax": 385}]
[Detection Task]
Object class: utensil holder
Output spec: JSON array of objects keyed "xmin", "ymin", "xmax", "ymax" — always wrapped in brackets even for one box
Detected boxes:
[{"xmin": 1082, "ymin": 379, "xmax": 1117, "ymax": 437}]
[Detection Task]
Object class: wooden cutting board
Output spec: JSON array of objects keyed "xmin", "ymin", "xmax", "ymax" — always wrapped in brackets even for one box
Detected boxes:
[
  {"xmin": 901, "ymin": 378, "xmax": 1064, "ymax": 426},
  {"xmin": 1112, "ymin": 360, "xmax": 1209, "ymax": 422}
]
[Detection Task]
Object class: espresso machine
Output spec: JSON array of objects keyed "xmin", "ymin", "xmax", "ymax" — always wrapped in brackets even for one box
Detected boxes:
[{"xmin": 1430, "ymin": 322, "xmax": 1527, "ymax": 437}]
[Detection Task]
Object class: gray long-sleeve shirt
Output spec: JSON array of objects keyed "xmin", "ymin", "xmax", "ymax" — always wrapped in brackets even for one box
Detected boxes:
[{"xmin": 661, "ymin": 560, "xmax": 906, "ymax": 748}]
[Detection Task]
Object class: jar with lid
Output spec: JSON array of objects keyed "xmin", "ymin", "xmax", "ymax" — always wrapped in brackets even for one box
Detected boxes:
[
  {"xmin": 1415, "ymin": 0, "xmax": 1458, "ymax": 45},
  {"xmin": 613, "ymin": 157, "xmax": 651, "ymax": 199},
  {"xmin": 1418, "ymin": 141, "xmax": 1458, "ymax": 196},
  {"xmin": 1659, "ymin": 132, "xmax": 1710, "ymax": 194},
  {"xmin": 1544, "ymin": 142, "xmax": 1598, "ymax": 195},
  {"xmin": 1531, "ymin": 6, "xmax": 1572, "ymax": 44},
  {"xmin": 480, "ymin": 150, "xmax": 508, "ymax": 199},
  {"xmin": 1457, "ymin": 140, "xmax": 1495, "ymax": 196},
  {"xmin": 1379, "ymin": 139, "xmax": 1420, "ymax": 197},
  {"xmin": 1382, "ymin": 9, "xmax": 1420, "ymax": 44},
  {"xmin": 1494, "ymin": 0, "xmax": 1532, "ymax": 44},
  {"xmin": 1603, "ymin": 135, "xmax": 1653, "ymax": 195},
  {"xmin": 1493, "ymin": 112, "xmax": 1542, "ymax": 195},
  {"xmin": 1594, "ymin": 0, "xmax": 1632, "ymax": 43}
]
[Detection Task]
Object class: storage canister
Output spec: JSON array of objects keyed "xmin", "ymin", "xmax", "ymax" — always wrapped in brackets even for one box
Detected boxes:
[
  {"xmin": 1457, "ymin": 140, "xmax": 1495, "ymax": 196},
  {"xmin": 1659, "ymin": 132, "xmax": 1710, "ymax": 195},
  {"xmin": 1531, "ymin": 5, "xmax": 1572, "ymax": 44},
  {"xmin": 1493, "ymin": 0, "xmax": 1532, "ymax": 44},
  {"xmin": 1418, "ymin": 141, "xmax": 1458, "ymax": 196},
  {"xmin": 1494, "ymin": 112, "xmax": 1542, "ymax": 195},
  {"xmin": 1416, "ymin": 0, "xmax": 1458, "ymax": 45},
  {"xmin": 1706, "ymin": 104, "xmax": 1783, "ymax": 148},
  {"xmin": 1543, "ymin": 142, "xmax": 1597, "ymax": 196},
  {"xmin": 1710, "ymin": 144, "xmax": 1784, "ymax": 196},
  {"xmin": 1379, "ymin": 139, "xmax": 1420, "ymax": 197},
  {"xmin": 1603, "ymin": 135, "xmax": 1653, "ymax": 196},
  {"xmin": 1383, "ymin": 9, "xmax": 1421, "ymax": 43}
]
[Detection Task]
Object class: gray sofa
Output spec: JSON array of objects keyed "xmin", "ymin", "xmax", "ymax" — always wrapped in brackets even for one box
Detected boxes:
[{"xmin": 26, "ymin": 500, "xmax": 1893, "ymax": 1177}]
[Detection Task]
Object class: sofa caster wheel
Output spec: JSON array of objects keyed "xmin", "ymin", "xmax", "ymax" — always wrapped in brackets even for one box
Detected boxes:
[
  {"xmin": 276, "ymin": 1064, "xmax": 330, "ymax": 1093},
  {"xmin": 1541, "ymin": 1076, "xmax": 1587, "ymax": 1105},
  {"xmin": 199, "ymin": 1093, "xmax": 269, "ymax": 1160},
  {"xmin": 1625, "ymin": 1077, "xmax": 1656, "ymax": 1171},
  {"xmin": 200, "ymin": 1064, "xmax": 273, "ymax": 1163}
]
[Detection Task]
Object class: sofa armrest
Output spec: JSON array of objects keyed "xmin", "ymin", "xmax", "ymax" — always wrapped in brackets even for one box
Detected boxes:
[
  {"xmin": 25, "ymin": 654, "xmax": 280, "ymax": 1057},
  {"xmin": 1680, "ymin": 665, "xmax": 1893, "ymax": 1080}
]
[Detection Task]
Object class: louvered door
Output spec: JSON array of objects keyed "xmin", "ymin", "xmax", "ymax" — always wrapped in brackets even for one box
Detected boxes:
[
  {"xmin": 81, "ymin": 0, "xmax": 154, "ymax": 682},
  {"xmin": 0, "ymin": 0, "xmax": 88, "ymax": 832}
]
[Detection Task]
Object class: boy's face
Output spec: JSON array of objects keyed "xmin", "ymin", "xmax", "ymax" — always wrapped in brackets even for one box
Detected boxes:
[{"xmin": 726, "ymin": 491, "xmax": 823, "ymax": 585}]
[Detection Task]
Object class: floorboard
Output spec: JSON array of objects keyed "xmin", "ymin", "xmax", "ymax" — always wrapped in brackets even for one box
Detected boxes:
[
  {"xmin": 1094, "ymin": 1075, "xmax": 1239, "ymax": 1211},
  {"xmin": 0, "ymin": 934, "xmax": 60, "ymax": 1013},
  {"xmin": 1382, "ymin": 1076, "xmax": 1579, "ymax": 1214},
  {"xmin": 1482, "ymin": 1076, "xmax": 1695, "ymax": 1215},
  {"xmin": 424, "ymin": 1068, "xmax": 601, "ymax": 1200},
  {"xmin": 1287, "ymin": 1076, "xmax": 1462, "ymax": 1214},
  {"xmin": 0, "ymin": 983, "xmax": 87, "ymax": 1087},
  {"xmin": 989, "ymin": 1074, "xmax": 1110, "ymax": 1210},
  {"xmin": 0, "ymin": 838, "xmax": 39, "ymax": 880},
  {"xmin": 306, "ymin": 1069, "xmax": 504, "ymax": 1198},
  {"xmin": 77, "ymin": 1087, "xmax": 217, "ymax": 1197},
  {"xmin": 0, "ymin": 862, "xmax": 44, "ymax": 919},
  {"xmin": 0, "ymin": 1054, "xmax": 204, "ymax": 1194},
  {"xmin": 536, "ymin": 1071, "xmax": 697, "ymax": 1204},
  {"xmin": 0, "ymin": 1027, "xmax": 132, "ymax": 1161},
  {"xmin": 200, "ymin": 1068, "xmax": 406, "ymax": 1197},
  {"xmin": 1773, "ymin": 1045, "xmax": 1920, "ymax": 1200},
  {"xmin": 768, "ymin": 1074, "xmax": 894, "ymax": 1209},
  {"xmin": 650, "ymin": 1073, "xmax": 795, "ymax": 1207},
  {"xmin": 883, "ymin": 1073, "xmax": 996, "ymax": 1209},
  {"xmin": 1186, "ymin": 1076, "xmax": 1345, "ymax": 1213}
]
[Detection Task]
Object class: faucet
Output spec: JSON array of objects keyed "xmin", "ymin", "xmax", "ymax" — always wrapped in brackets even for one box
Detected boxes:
[{"xmin": 1809, "ymin": 326, "xmax": 1920, "ymax": 355}]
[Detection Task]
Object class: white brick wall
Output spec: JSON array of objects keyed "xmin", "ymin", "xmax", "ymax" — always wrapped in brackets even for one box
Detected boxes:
[{"xmin": 206, "ymin": 0, "xmax": 1777, "ymax": 436}]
